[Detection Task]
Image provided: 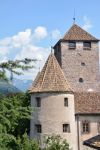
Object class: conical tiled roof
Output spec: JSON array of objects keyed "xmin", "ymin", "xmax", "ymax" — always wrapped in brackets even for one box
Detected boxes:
[
  {"xmin": 63, "ymin": 24, "xmax": 99, "ymax": 41},
  {"xmin": 30, "ymin": 53, "xmax": 72, "ymax": 93}
]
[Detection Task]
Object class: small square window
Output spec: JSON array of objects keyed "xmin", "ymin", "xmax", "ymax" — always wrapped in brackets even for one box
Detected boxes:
[
  {"xmin": 69, "ymin": 41, "xmax": 76, "ymax": 49},
  {"xmin": 81, "ymin": 62, "xmax": 85, "ymax": 66},
  {"xmin": 83, "ymin": 42, "xmax": 91, "ymax": 50},
  {"xmin": 64, "ymin": 98, "xmax": 68, "ymax": 107},
  {"xmin": 36, "ymin": 97, "xmax": 41, "ymax": 107},
  {"xmin": 35, "ymin": 124, "xmax": 42, "ymax": 133},
  {"xmin": 82, "ymin": 121, "xmax": 90, "ymax": 134},
  {"xmin": 63, "ymin": 124, "xmax": 70, "ymax": 133},
  {"xmin": 79, "ymin": 78, "xmax": 84, "ymax": 83}
]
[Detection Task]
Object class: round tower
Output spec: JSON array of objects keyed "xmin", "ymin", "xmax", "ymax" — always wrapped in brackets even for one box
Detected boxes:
[{"xmin": 30, "ymin": 53, "xmax": 77, "ymax": 149}]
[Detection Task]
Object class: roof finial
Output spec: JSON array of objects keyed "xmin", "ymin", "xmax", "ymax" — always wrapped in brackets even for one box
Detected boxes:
[{"xmin": 73, "ymin": 9, "xmax": 76, "ymax": 24}]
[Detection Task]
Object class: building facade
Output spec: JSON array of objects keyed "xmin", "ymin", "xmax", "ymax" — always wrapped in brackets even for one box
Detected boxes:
[
  {"xmin": 30, "ymin": 24, "xmax": 100, "ymax": 150},
  {"xmin": 54, "ymin": 24, "xmax": 100, "ymax": 92}
]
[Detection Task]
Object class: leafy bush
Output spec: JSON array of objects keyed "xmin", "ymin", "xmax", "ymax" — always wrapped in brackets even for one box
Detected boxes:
[{"xmin": 43, "ymin": 135, "xmax": 69, "ymax": 150}]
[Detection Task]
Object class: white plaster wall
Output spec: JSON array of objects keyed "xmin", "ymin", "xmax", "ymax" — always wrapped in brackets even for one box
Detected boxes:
[
  {"xmin": 76, "ymin": 115, "xmax": 100, "ymax": 150},
  {"xmin": 30, "ymin": 92, "xmax": 77, "ymax": 150}
]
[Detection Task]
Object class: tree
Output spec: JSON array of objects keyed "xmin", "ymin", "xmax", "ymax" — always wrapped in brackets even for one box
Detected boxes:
[
  {"xmin": 43, "ymin": 135, "xmax": 69, "ymax": 150},
  {"xmin": 0, "ymin": 93, "xmax": 40, "ymax": 150},
  {"xmin": 0, "ymin": 132, "xmax": 40, "ymax": 150},
  {"xmin": 0, "ymin": 93, "xmax": 31, "ymax": 136},
  {"xmin": 0, "ymin": 58, "xmax": 36, "ymax": 81},
  {"xmin": 0, "ymin": 57, "xmax": 41, "ymax": 149}
]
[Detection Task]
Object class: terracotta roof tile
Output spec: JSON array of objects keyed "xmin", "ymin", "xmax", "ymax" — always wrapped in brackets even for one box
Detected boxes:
[
  {"xmin": 30, "ymin": 53, "xmax": 72, "ymax": 93},
  {"xmin": 75, "ymin": 92, "xmax": 100, "ymax": 114},
  {"xmin": 63, "ymin": 24, "xmax": 99, "ymax": 41}
]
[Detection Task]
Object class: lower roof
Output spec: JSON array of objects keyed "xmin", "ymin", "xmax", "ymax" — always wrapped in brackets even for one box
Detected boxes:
[
  {"xmin": 83, "ymin": 134, "xmax": 100, "ymax": 149},
  {"xmin": 75, "ymin": 92, "xmax": 100, "ymax": 114}
]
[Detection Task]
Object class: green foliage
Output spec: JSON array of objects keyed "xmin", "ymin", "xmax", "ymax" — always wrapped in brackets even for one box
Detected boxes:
[
  {"xmin": 0, "ymin": 93, "xmax": 31, "ymax": 136},
  {"xmin": 18, "ymin": 132, "xmax": 40, "ymax": 150},
  {"xmin": 43, "ymin": 135, "xmax": 69, "ymax": 150},
  {"xmin": 0, "ymin": 132, "xmax": 40, "ymax": 150},
  {"xmin": 0, "ymin": 58, "xmax": 36, "ymax": 81},
  {"xmin": 0, "ymin": 93, "xmax": 39, "ymax": 150}
]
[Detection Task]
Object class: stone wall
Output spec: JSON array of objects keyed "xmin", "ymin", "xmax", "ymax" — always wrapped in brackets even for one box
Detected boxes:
[
  {"xmin": 54, "ymin": 41, "xmax": 100, "ymax": 91},
  {"xmin": 76, "ymin": 115, "xmax": 100, "ymax": 150}
]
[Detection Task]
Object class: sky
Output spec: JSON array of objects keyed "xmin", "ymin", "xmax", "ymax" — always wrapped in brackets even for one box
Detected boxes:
[{"xmin": 0, "ymin": 0, "xmax": 100, "ymax": 80}]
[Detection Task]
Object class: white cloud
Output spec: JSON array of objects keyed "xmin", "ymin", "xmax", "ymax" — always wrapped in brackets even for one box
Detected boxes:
[
  {"xmin": 12, "ymin": 29, "xmax": 32, "ymax": 48},
  {"xmin": 0, "ymin": 26, "xmax": 61, "ymax": 79},
  {"xmin": 15, "ymin": 45, "xmax": 49, "ymax": 61},
  {"xmin": 51, "ymin": 29, "xmax": 61, "ymax": 40},
  {"xmin": 0, "ymin": 37, "xmax": 11, "ymax": 46},
  {"xmin": 0, "ymin": 46, "xmax": 9, "ymax": 55},
  {"xmin": 33, "ymin": 26, "xmax": 48, "ymax": 40},
  {"xmin": 15, "ymin": 45, "xmax": 50, "ymax": 79},
  {"xmin": 82, "ymin": 16, "xmax": 93, "ymax": 31},
  {"xmin": 0, "ymin": 26, "xmax": 48, "ymax": 57}
]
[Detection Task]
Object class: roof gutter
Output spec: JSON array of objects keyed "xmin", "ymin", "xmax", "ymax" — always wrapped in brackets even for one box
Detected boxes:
[{"xmin": 75, "ymin": 113, "xmax": 100, "ymax": 116}]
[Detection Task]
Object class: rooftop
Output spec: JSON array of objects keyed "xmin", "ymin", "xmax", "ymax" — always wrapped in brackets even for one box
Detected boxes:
[
  {"xmin": 63, "ymin": 23, "xmax": 99, "ymax": 41},
  {"xmin": 75, "ymin": 92, "xmax": 100, "ymax": 114},
  {"xmin": 30, "ymin": 53, "xmax": 72, "ymax": 93}
]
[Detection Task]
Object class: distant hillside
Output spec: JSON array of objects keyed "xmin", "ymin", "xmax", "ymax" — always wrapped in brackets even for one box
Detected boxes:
[
  {"xmin": 13, "ymin": 78, "xmax": 32, "ymax": 92},
  {"xmin": 0, "ymin": 80, "xmax": 21, "ymax": 95}
]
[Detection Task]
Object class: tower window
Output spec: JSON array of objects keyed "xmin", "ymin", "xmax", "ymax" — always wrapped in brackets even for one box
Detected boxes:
[
  {"xmin": 69, "ymin": 41, "xmax": 76, "ymax": 49},
  {"xmin": 83, "ymin": 42, "xmax": 91, "ymax": 50},
  {"xmin": 36, "ymin": 97, "xmax": 41, "ymax": 107},
  {"xmin": 64, "ymin": 98, "xmax": 68, "ymax": 107},
  {"xmin": 79, "ymin": 78, "xmax": 84, "ymax": 83},
  {"xmin": 63, "ymin": 124, "xmax": 70, "ymax": 133},
  {"xmin": 35, "ymin": 124, "xmax": 42, "ymax": 133},
  {"xmin": 82, "ymin": 121, "xmax": 90, "ymax": 134},
  {"xmin": 81, "ymin": 62, "xmax": 85, "ymax": 66}
]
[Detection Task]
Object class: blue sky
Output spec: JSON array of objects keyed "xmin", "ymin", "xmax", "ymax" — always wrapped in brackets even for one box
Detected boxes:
[{"xmin": 0, "ymin": 0, "xmax": 100, "ymax": 79}]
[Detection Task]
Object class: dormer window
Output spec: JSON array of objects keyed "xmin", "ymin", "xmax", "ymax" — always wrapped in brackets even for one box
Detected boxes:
[
  {"xmin": 69, "ymin": 41, "xmax": 76, "ymax": 49},
  {"xmin": 83, "ymin": 42, "xmax": 91, "ymax": 50}
]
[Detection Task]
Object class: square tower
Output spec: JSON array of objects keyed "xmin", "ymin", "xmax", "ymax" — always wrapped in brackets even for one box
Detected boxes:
[{"xmin": 54, "ymin": 24, "xmax": 100, "ymax": 91}]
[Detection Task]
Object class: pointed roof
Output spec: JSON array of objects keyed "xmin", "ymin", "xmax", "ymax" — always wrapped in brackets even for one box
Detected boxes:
[
  {"xmin": 63, "ymin": 24, "xmax": 99, "ymax": 41},
  {"xmin": 30, "ymin": 53, "xmax": 72, "ymax": 93}
]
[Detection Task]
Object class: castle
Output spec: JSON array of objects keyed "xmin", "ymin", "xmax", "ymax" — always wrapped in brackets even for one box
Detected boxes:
[{"xmin": 30, "ymin": 24, "xmax": 100, "ymax": 150}]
